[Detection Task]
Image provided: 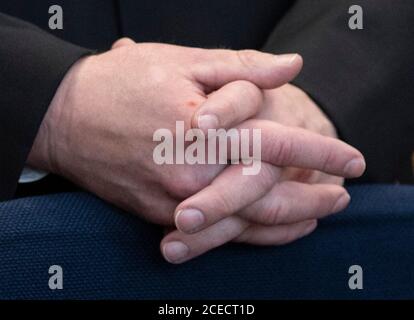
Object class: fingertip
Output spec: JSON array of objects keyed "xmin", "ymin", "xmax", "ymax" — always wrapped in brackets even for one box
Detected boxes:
[
  {"xmin": 277, "ymin": 53, "xmax": 303, "ymax": 69},
  {"xmin": 303, "ymin": 219, "xmax": 318, "ymax": 236},
  {"xmin": 175, "ymin": 208, "xmax": 206, "ymax": 234},
  {"xmin": 197, "ymin": 114, "xmax": 219, "ymax": 133},
  {"xmin": 292, "ymin": 54, "xmax": 304, "ymax": 77},
  {"xmin": 344, "ymin": 157, "xmax": 366, "ymax": 178},
  {"xmin": 162, "ymin": 241, "xmax": 190, "ymax": 264},
  {"xmin": 293, "ymin": 53, "xmax": 304, "ymax": 69},
  {"xmin": 272, "ymin": 53, "xmax": 303, "ymax": 84},
  {"xmin": 332, "ymin": 192, "xmax": 351, "ymax": 213}
]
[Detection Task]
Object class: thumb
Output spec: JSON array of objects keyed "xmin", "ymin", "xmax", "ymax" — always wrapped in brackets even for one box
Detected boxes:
[{"xmin": 193, "ymin": 49, "xmax": 303, "ymax": 90}]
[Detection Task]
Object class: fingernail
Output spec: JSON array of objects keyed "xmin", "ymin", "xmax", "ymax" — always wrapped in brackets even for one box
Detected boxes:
[
  {"xmin": 197, "ymin": 114, "xmax": 219, "ymax": 132},
  {"xmin": 332, "ymin": 193, "xmax": 351, "ymax": 213},
  {"xmin": 163, "ymin": 241, "xmax": 190, "ymax": 264},
  {"xmin": 175, "ymin": 209, "xmax": 205, "ymax": 233},
  {"xmin": 344, "ymin": 158, "xmax": 366, "ymax": 177},
  {"xmin": 274, "ymin": 53, "xmax": 299, "ymax": 66}
]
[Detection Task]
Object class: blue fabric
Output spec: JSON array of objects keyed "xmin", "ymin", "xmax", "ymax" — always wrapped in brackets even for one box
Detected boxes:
[{"xmin": 0, "ymin": 185, "xmax": 413, "ymax": 299}]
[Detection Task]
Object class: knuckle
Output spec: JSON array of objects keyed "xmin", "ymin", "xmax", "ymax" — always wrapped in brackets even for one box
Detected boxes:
[
  {"xmin": 164, "ymin": 168, "xmax": 203, "ymax": 199},
  {"xmin": 292, "ymin": 168, "xmax": 314, "ymax": 182},
  {"xmin": 272, "ymin": 137, "xmax": 295, "ymax": 165},
  {"xmin": 208, "ymin": 188, "xmax": 235, "ymax": 216},
  {"xmin": 236, "ymin": 49, "xmax": 260, "ymax": 69},
  {"xmin": 261, "ymin": 163, "xmax": 280, "ymax": 184},
  {"xmin": 317, "ymin": 118, "xmax": 337, "ymax": 137},
  {"xmin": 218, "ymin": 96, "xmax": 238, "ymax": 122},
  {"xmin": 234, "ymin": 79, "xmax": 256, "ymax": 92},
  {"xmin": 145, "ymin": 65, "xmax": 170, "ymax": 88},
  {"xmin": 321, "ymin": 147, "xmax": 338, "ymax": 173},
  {"xmin": 235, "ymin": 81, "xmax": 263, "ymax": 107},
  {"xmin": 262, "ymin": 200, "xmax": 286, "ymax": 225},
  {"xmin": 189, "ymin": 47, "xmax": 209, "ymax": 63}
]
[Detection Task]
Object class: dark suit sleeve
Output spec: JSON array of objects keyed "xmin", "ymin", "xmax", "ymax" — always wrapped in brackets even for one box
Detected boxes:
[
  {"xmin": 263, "ymin": 0, "xmax": 414, "ymax": 183},
  {"xmin": 0, "ymin": 13, "xmax": 92, "ymax": 200}
]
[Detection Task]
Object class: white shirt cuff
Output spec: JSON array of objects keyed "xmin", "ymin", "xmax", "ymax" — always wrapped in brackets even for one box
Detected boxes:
[{"xmin": 19, "ymin": 166, "xmax": 49, "ymax": 183}]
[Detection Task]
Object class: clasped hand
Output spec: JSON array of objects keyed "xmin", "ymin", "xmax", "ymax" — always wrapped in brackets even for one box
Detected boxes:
[{"xmin": 28, "ymin": 38, "xmax": 366, "ymax": 264}]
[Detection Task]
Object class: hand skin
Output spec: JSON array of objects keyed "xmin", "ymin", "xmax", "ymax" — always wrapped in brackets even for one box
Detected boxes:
[
  {"xmin": 27, "ymin": 39, "xmax": 304, "ymax": 226},
  {"xmin": 163, "ymin": 84, "xmax": 364, "ymax": 264},
  {"xmin": 258, "ymin": 83, "xmax": 343, "ymax": 185},
  {"xmin": 27, "ymin": 39, "xmax": 365, "ymax": 264}
]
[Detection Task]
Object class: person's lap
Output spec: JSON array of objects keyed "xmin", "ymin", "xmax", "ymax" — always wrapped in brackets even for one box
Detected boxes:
[{"xmin": 0, "ymin": 185, "xmax": 413, "ymax": 299}]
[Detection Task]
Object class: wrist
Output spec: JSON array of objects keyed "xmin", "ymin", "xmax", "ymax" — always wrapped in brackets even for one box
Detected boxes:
[{"xmin": 26, "ymin": 56, "xmax": 90, "ymax": 175}]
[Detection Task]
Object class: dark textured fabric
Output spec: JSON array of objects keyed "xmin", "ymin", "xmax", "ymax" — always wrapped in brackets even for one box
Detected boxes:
[
  {"xmin": 263, "ymin": 0, "xmax": 414, "ymax": 184},
  {"xmin": 118, "ymin": 0, "xmax": 292, "ymax": 49},
  {"xmin": 0, "ymin": 185, "xmax": 413, "ymax": 299},
  {"xmin": 0, "ymin": 0, "xmax": 119, "ymax": 50},
  {"xmin": 0, "ymin": 12, "xmax": 91, "ymax": 200}
]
